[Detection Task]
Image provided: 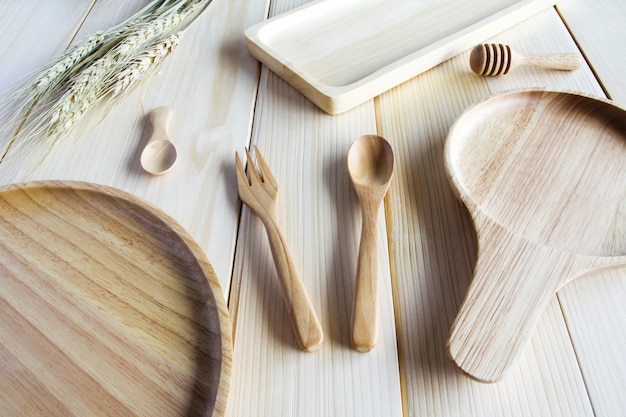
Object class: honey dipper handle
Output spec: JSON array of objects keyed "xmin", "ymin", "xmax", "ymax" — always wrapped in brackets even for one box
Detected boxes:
[
  {"xmin": 264, "ymin": 217, "xmax": 324, "ymax": 352},
  {"xmin": 520, "ymin": 52, "xmax": 583, "ymax": 71}
]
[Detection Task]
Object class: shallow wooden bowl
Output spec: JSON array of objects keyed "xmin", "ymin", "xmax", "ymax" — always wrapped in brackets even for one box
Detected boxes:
[
  {"xmin": 444, "ymin": 90, "xmax": 626, "ymax": 382},
  {"xmin": 0, "ymin": 181, "xmax": 231, "ymax": 416}
]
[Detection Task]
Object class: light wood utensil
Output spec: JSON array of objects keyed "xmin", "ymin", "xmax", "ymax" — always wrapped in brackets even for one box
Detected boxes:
[
  {"xmin": 470, "ymin": 43, "xmax": 583, "ymax": 76},
  {"xmin": 235, "ymin": 146, "xmax": 323, "ymax": 352},
  {"xmin": 0, "ymin": 181, "xmax": 231, "ymax": 416},
  {"xmin": 444, "ymin": 89, "xmax": 626, "ymax": 383},
  {"xmin": 141, "ymin": 106, "xmax": 178, "ymax": 175},
  {"xmin": 347, "ymin": 135, "xmax": 394, "ymax": 352}
]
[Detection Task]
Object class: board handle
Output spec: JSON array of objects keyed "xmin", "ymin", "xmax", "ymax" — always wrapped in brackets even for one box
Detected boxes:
[{"xmin": 447, "ymin": 220, "xmax": 608, "ymax": 383}]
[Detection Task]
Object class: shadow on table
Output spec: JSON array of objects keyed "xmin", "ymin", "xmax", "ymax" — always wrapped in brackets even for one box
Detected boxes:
[{"xmin": 388, "ymin": 125, "xmax": 478, "ymax": 380}]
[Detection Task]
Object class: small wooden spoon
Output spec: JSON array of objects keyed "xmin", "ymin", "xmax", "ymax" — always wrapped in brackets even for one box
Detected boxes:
[
  {"xmin": 141, "ymin": 107, "xmax": 178, "ymax": 175},
  {"xmin": 470, "ymin": 43, "xmax": 582, "ymax": 76},
  {"xmin": 348, "ymin": 134, "xmax": 394, "ymax": 352}
]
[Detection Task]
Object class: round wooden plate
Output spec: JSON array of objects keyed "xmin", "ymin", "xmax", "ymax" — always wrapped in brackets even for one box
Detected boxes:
[
  {"xmin": 0, "ymin": 181, "xmax": 231, "ymax": 416},
  {"xmin": 444, "ymin": 90, "xmax": 626, "ymax": 383}
]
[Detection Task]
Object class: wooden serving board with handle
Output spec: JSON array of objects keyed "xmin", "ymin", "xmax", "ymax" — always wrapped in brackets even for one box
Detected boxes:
[
  {"xmin": 0, "ymin": 181, "xmax": 231, "ymax": 416},
  {"xmin": 444, "ymin": 90, "xmax": 626, "ymax": 383}
]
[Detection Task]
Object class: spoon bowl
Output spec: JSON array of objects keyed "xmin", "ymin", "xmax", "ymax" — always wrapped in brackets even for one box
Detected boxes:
[
  {"xmin": 141, "ymin": 107, "xmax": 178, "ymax": 175},
  {"xmin": 348, "ymin": 137, "xmax": 394, "ymax": 189},
  {"xmin": 347, "ymin": 134, "xmax": 394, "ymax": 352}
]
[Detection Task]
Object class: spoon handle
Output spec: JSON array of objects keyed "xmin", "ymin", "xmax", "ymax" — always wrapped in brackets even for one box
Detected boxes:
[
  {"xmin": 351, "ymin": 211, "xmax": 380, "ymax": 352},
  {"xmin": 149, "ymin": 106, "xmax": 172, "ymax": 143},
  {"xmin": 263, "ymin": 216, "xmax": 324, "ymax": 352}
]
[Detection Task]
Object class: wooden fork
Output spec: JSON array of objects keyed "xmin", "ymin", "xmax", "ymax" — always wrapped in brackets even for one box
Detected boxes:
[{"xmin": 235, "ymin": 146, "xmax": 324, "ymax": 352}]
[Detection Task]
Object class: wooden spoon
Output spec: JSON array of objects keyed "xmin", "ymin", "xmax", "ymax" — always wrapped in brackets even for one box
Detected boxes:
[
  {"xmin": 444, "ymin": 89, "xmax": 626, "ymax": 382},
  {"xmin": 348, "ymin": 134, "xmax": 394, "ymax": 352},
  {"xmin": 470, "ymin": 43, "xmax": 582, "ymax": 76},
  {"xmin": 141, "ymin": 107, "xmax": 178, "ymax": 175}
]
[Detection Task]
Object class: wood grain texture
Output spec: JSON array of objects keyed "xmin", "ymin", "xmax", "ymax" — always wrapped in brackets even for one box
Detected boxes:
[
  {"xmin": 557, "ymin": 269, "xmax": 626, "ymax": 416},
  {"xmin": 558, "ymin": 0, "xmax": 626, "ymax": 104},
  {"xmin": 551, "ymin": 1, "xmax": 626, "ymax": 415},
  {"xmin": 1, "ymin": 1, "xmax": 626, "ymax": 417},
  {"xmin": 445, "ymin": 89, "xmax": 626, "ymax": 382},
  {"xmin": 236, "ymin": 147, "xmax": 323, "ymax": 351},
  {"xmin": 469, "ymin": 43, "xmax": 582, "ymax": 76},
  {"xmin": 227, "ymin": 64, "xmax": 402, "ymax": 417},
  {"xmin": 245, "ymin": 0, "xmax": 557, "ymax": 114},
  {"xmin": 347, "ymin": 135, "xmax": 394, "ymax": 352},
  {"xmin": 0, "ymin": 0, "xmax": 266, "ymax": 290},
  {"xmin": 375, "ymin": 7, "xmax": 610, "ymax": 416},
  {"xmin": 0, "ymin": 181, "xmax": 231, "ymax": 417},
  {"xmin": 140, "ymin": 107, "xmax": 178, "ymax": 176},
  {"xmin": 472, "ymin": 6, "xmax": 626, "ymax": 413},
  {"xmin": 0, "ymin": 1, "xmax": 94, "ymax": 96}
]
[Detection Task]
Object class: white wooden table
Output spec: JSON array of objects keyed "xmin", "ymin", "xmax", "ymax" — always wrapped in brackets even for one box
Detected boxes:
[{"xmin": 0, "ymin": 1, "xmax": 624, "ymax": 416}]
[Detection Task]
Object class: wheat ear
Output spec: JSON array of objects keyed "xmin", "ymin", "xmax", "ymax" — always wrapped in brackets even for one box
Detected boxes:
[
  {"xmin": 1, "ymin": 0, "xmax": 212, "ymax": 152},
  {"xmin": 112, "ymin": 32, "xmax": 183, "ymax": 97},
  {"xmin": 45, "ymin": 13, "xmax": 185, "ymax": 139}
]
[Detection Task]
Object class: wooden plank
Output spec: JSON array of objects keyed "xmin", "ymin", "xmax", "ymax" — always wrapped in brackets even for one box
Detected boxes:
[
  {"xmin": 0, "ymin": 1, "xmax": 97, "ymax": 154},
  {"xmin": 0, "ymin": 0, "xmax": 152, "ymax": 177},
  {"xmin": 226, "ymin": 1, "xmax": 402, "ymax": 415},
  {"xmin": 0, "ymin": 0, "xmax": 266, "ymax": 290},
  {"xmin": 557, "ymin": 0, "xmax": 626, "ymax": 104},
  {"xmin": 227, "ymin": 65, "xmax": 403, "ymax": 417},
  {"xmin": 0, "ymin": 1, "xmax": 95, "ymax": 95},
  {"xmin": 557, "ymin": 271, "xmax": 626, "ymax": 417},
  {"xmin": 553, "ymin": 2, "xmax": 626, "ymax": 415},
  {"xmin": 1, "ymin": 2, "xmax": 623, "ymax": 417},
  {"xmin": 491, "ymin": 5, "xmax": 626, "ymax": 415},
  {"xmin": 376, "ymin": 8, "xmax": 604, "ymax": 416},
  {"xmin": 110, "ymin": 0, "xmax": 267, "ymax": 287}
]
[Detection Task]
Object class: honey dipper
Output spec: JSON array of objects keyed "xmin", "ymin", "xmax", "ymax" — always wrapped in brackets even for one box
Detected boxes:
[{"xmin": 470, "ymin": 43, "xmax": 582, "ymax": 76}]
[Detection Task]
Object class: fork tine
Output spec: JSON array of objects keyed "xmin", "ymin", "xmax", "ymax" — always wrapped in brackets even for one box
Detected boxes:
[
  {"xmin": 245, "ymin": 147, "xmax": 263, "ymax": 185},
  {"xmin": 253, "ymin": 145, "xmax": 278, "ymax": 188}
]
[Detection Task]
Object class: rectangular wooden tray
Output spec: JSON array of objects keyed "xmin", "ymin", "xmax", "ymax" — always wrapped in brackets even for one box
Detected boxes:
[{"xmin": 245, "ymin": 0, "xmax": 556, "ymax": 114}]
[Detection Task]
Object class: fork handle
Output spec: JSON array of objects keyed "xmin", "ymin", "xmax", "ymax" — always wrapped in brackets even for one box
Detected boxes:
[{"xmin": 264, "ymin": 218, "xmax": 324, "ymax": 352}]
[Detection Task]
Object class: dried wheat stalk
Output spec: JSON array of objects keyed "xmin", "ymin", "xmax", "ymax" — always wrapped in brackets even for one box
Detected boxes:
[{"xmin": 0, "ymin": 0, "xmax": 212, "ymax": 155}]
